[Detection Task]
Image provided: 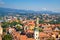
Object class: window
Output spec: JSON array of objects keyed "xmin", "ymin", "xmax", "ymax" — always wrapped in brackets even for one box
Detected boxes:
[{"xmin": 36, "ymin": 34, "xmax": 37, "ymax": 36}]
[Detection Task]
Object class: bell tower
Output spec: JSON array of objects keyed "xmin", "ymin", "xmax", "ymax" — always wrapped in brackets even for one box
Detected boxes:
[
  {"xmin": 0, "ymin": 23, "xmax": 3, "ymax": 35},
  {"xmin": 34, "ymin": 17, "xmax": 40, "ymax": 40}
]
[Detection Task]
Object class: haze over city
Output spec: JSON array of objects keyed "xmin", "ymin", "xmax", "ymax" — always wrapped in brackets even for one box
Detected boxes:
[{"xmin": 0, "ymin": 0, "xmax": 60, "ymax": 12}]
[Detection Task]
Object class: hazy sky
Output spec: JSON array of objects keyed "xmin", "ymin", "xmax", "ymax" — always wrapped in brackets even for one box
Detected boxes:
[{"xmin": 0, "ymin": 0, "xmax": 60, "ymax": 12}]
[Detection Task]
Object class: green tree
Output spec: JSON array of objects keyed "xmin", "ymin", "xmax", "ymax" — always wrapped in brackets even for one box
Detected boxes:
[
  {"xmin": 10, "ymin": 21, "xmax": 18, "ymax": 26},
  {"xmin": 49, "ymin": 20, "xmax": 60, "ymax": 24},
  {"xmin": 15, "ymin": 26, "xmax": 23, "ymax": 31},
  {"xmin": 10, "ymin": 21, "xmax": 23, "ymax": 26},
  {"xmin": 47, "ymin": 37, "xmax": 55, "ymax": 40},
  {"xmin": 2, "ymin": 21, "xmax": 23, "ymax": 28},
  {"xmin": 2, "ymin": 34, "xmax": 12, "ymax": 40},
  {"xmin": 3, "ymin": 28, "xmax": 6, "ymax": 32},
  {"xmin": 39, "ymin": 28, "xmax": 43, "ymax": 32},
  {"xmin": 39, "ymin": 20, "xmax": 44, "ymax": 24},
  {"xmin": 2, "ymin": 22, "xmax": 10, "ymax": 28}
]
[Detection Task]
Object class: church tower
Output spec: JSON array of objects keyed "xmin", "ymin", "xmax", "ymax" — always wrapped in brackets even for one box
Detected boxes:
[
  {"xmin": 34, "ymin": 17, "xmax": 40, "ymax": 40},
  {"xmin": 0, "ymin": 23, "xmax": 3, "ymax": 35}
]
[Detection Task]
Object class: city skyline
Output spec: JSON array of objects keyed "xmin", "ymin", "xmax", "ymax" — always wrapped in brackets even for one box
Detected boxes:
[{"xmin": 0, "ymin": 0, "xmax": 60, "ymax": 12}]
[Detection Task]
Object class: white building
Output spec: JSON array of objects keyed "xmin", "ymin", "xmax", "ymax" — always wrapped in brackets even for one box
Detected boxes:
[
  {"xmin": 34, "ymin": 27, "xmax": 40, "ymax": 40},
  {"xmin": 9, "ymin": 27, "xmax": 15, "ymax": 34},
  {"xmin": 0, "ymin": 25, "xmax": 3, "ymax": 35},
  {"xmin": 34, "ymin": 17, "xmax": 40, "ymax": 40},
  {"xmin": 54, "ymin": 27, "xmax": 59, "ymax": 31}
]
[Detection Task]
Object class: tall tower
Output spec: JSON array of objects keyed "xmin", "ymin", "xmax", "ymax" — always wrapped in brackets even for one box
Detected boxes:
[
  {"xmin": 34, "ymin": 17, "xmax": 40, "ymax": 40},
  {"xmin": 0, "ymin": 23, "xmax": 3, "ymax": 35}
]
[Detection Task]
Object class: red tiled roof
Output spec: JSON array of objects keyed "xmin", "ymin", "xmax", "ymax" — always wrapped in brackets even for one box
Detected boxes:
[
  {"xmin": 27, "ymin": 38, "xmax": 35, "ymax": 40},
  {"xmin": 20, "ymin": 35, "xmax": 27, "ymax": 40},
  {"xmin": 39, "ymin": 32, "xmax": 50, "ymax": 38}
]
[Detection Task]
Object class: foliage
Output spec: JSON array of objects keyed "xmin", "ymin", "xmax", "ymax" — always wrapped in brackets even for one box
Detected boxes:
[
  {"xmin": 10, "ymin": 21, "xmax": 18, "ymax": 26},
  {"xmin": 39, "ymin": 20, "xmax": 44, "ymax": 24},
  {"xmin": 49, "ymin": 20, "xmax": 60, "ymax": 24},
  {"xmin": 47, "ymin": 37, "xmax": 55, "ymax": 40},
  {"xmin": 2, "ymin": 34, "xmax": 12, "ymax": 40},
  {"xmin": 39, "ymin": 28, "xmax": 43, "ymax": 32},
  {"xmin": 3, "ymin": 28, "xmax": 6, "ymax": 32},
  {"xmin": 2, "ymin": 22, "xmax": 10, "ymax": 28},
  {"xmin": 2, "ymin": 21, "xmax": 23, "ymax": 28},
  {"xmin": 15, "ymin": 26, "xmax": 23, "ymax": 31}
]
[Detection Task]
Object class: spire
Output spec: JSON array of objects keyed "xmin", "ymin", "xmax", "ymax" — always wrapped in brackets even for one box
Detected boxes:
[
  {"xmin": 34, "ymin": 17, "xmax": 40, "ymax": 40},
  {"xmin": 35, "ymin": 17, "xmax": 39, "ymax": 28}
]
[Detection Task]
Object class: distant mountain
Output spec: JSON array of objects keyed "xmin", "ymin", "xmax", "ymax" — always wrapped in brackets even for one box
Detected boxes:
[
  {"xmin": 36, "ymin": 10, "xmax": 60, "ymax": 14},
  {"xmin": 0, "ymin": 7, "xmax": 36, "ymax": 13},
  {"xmin": 0, "ymin": 7, "xmax": 36, "ymax": 16},
  {"xmin": 0, "ymin": 7, "xmax": 60, "ymax": 16}
]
